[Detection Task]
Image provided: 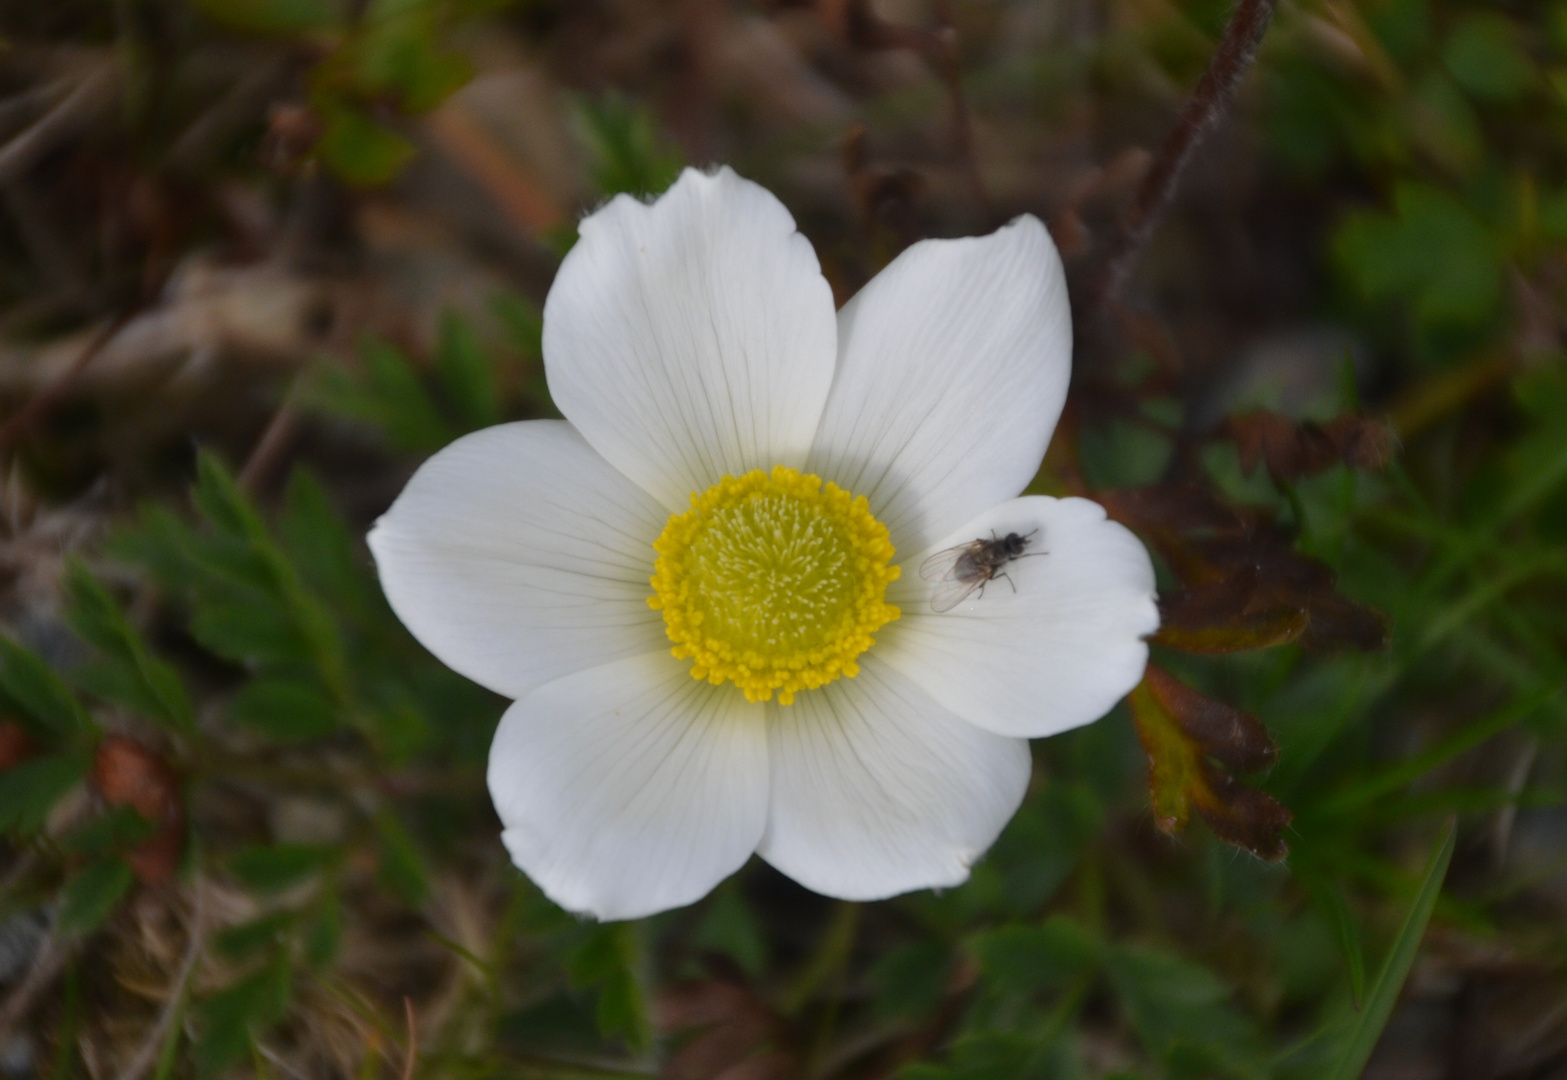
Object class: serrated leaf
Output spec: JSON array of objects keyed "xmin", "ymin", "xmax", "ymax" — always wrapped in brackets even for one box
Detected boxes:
[
  {"xmin": 1129, "ymin": 668, "xmax": 1292, "ymax": 860},
  {"xmin": 57, "ymin": 858, "xmax": 135, "ymax": 936},
  {"xmin": 1106, "ymin": 946, "xmax": 1262, "ymax": 1067},
  {"xmin": 226, "ymin": 844, "xmax": 334, "ymax": 895},
  {"xmin": 1334, "ymin": 183, "xmax": 1503, "ymax": 330},
  {"xmin": 278, "ymin": 470, "xmax": 371, "ymax": 615},
  {"xmin": 0, "ymin": 637, "xmax": 92, "ymax": 739},
  {"xmin": 63, "ymin": 562, "xmax": 193, "ymax": 733},
  {"xmin": 191, "ymin": 599, "xmax": 310, "ymax": 668},
  {"xmin": 0, "ymin": 751, "xmax": 90, "ymax": 834},
  {"xmin": 229, "ymin": 678, "xmax": 341, "ymax": 741},
  {"xmin": 309, "ymin": 337, "xmax": 455, "ymax": 453}
]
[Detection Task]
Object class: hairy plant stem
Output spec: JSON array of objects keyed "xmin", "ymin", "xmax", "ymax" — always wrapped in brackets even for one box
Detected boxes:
[{"xmin": 1089, "ymin": 0, "xmax": 1280, "ymax": 319}]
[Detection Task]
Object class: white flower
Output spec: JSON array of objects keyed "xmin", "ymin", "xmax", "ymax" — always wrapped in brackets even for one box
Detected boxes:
[{"xmin": 368, "ymin": 167, "xmax": 1158, "ymax": 921}]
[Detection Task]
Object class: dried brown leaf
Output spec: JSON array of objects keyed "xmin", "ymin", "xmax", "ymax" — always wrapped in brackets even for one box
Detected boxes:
[
  {"xmin": 1131, "ymin": 667, "xmax": 1291, "ymax": 860},
  {"xmin": 1226, "ymin": 410, "xmax": 1394, "ymax": 484},
  {"xmin": 0, "ymin": 721, "xmax": 36, "ymax": 771},
  {"xmin": 91, "ymin": 736, "xmax": 183, "ymax": 884}
]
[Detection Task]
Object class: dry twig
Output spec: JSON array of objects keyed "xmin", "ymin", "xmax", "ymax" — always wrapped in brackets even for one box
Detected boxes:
[
  {"xmin": 0, "ymin": 62, "xmax": 120, "ymax": 186},
  {"xmin": 1088, "ymin": 0, "xmax": 1280, "ymax": 319},
  {"xmin": 112, "ymin": 879, "xmax": 208, "ymax": 1080}
]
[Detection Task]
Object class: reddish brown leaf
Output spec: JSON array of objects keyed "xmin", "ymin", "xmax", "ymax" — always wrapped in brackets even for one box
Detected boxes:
[
  {"xmin": 1130, "ymin": 667, "xmax": 1291, "ymax": 860},
  {"xmin": 1154, "ymin": 571, "xmax": 1309, "ymax": 653},
  {"xmin": 1142, "ymin": 666, "xmax": 1277, "ymax": 772},
  {"xmin": 0, "ymin": 721, "xmax": 36, "ymax": 772},
  {"xmin": 1193, "ymin": 763, "xmax": 1294, "ymax": 861},
  {"xmin": 1103, "ymin": 483, "xmax": 1389, "ymax": 654},
  {"xmin": 91, "ymin": 736, "xmax": 183, "ymax": 884},
  {"xmin": 1226, "ymin": 410, "xmax": 1394, "ymax": 484}
]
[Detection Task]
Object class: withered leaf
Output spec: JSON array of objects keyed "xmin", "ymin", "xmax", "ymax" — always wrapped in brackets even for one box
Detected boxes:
[
  {"xmin": 1103, "ymin": 484, "xmax": 1389, "ymax": 654},
  {"xmin": 0, "ymin": 721, "xmax": 36, "ymax": 772},
  {"xmin": 1154, "ymin": 570, "xmax": 1310, "ymax": 653},
  {"xmin": 1226, "ymin": 410, "xmax": 1394, "ymax": 484},
  {"xmin": 1130, "ymin": 667, "xmax": 1291, "ymax": 861},
  {"xmin": 91, "ymin": 736, "xmax": 183, "ymax": 884}
]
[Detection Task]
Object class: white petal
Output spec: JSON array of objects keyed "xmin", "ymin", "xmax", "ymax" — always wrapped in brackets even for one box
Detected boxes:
[
  {"xmin": 543, "ymin": 167, "xmax": 838, "ymax": 512},
  {"xmin": 489, "ymin": 652, "xmax": 769, "ymax": 921},
  {"xmin": 882, "ymin": 496, "xmax": 1158, "ymax": 740},
  {"xmin": 758, "ymin": 656, "xmax": 1030, "ymax": 900},
  {"xmin": 806, "ymin": 216, "xmax": 1071, "ymax": 555},
  {"xmin": 368, "ymin": 420, "xmax": 670, "ymax": 701}
]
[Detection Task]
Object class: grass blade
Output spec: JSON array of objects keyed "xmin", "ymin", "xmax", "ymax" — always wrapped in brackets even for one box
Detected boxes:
[{"xmin": 1324, "ymin": 819, "xmax": 1457, "ymax": 1080}]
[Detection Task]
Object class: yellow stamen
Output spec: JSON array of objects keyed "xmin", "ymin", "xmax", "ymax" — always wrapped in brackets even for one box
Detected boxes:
[{"xmin": 648, "ymin": 466, "xmax": 900, "ymax": 704}]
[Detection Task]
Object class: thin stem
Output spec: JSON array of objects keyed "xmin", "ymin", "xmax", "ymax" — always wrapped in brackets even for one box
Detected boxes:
[{"xmin": 1088, "ymin": 0, "xmax": 1280, "ymax": 319}]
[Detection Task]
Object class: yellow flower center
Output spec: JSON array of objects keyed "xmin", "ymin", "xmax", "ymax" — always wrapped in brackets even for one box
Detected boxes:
[{"xmin": 648, "ymin": 466, "xmax": 900, "ymax": 705}]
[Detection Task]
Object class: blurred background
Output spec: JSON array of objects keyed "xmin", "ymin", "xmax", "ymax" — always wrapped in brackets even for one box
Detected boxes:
[{"xmin": 0, "ymin": 0, "xmax": 1564, "ymax": 1076}]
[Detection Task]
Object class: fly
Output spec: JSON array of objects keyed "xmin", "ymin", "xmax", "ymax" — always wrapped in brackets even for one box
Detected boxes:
[{"xmin": 918, "ymin": 529, "xmax": 1044, "ymax": 613}]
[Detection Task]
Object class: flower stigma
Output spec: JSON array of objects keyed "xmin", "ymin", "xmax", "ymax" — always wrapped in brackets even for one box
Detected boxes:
[{"xmin": 649, "ymin": 466, "xmax": 900, "ymax": 704}]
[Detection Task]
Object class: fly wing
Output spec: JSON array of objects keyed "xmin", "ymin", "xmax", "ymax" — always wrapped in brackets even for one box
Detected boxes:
[
  {"xmin": 919, "ymin": 544, "xmax": 969, "ymax": 582},
  {"xmin": 929, "ymin": 575, "xmax": 983, "ymax": 614}
]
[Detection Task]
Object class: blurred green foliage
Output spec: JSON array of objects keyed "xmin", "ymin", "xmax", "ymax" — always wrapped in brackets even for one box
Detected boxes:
[{"xmin": 3, "ymin": 0, "xmax": 1567, "ymax": 1075}]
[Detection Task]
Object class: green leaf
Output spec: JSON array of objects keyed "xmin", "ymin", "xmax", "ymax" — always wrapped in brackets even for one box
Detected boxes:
[
  {"xmin": 872, "ymin": 941, "xmax": 952, "ymax": 1021},
  {"xmin": 60, "ymin": 806, "xmax": 157, "ymax": 858},
  {"xmin": 0, "ymin": 751, "xmax": 90, "ymax": 834},
  {"xmin": 57, "ymin": 858, "xmax": 135, "ymax": 936},
  {"xmin": 189, "ymin": 0, "xmax": 344, "ymax": 33},
  {"xmin": 1324, "ymin": 820, "xmax": 1457, "ymax": 1080},
  {"xmin": 1442, "ymin": 14, "xmax": 1535, "ymax": 102},
  {"xmin": 228, "ymin": 678, "xmax": 341, "ymax": 741},
  {"xmin": 191, "ymin": 599, "xmax": 310, "ymax": 669},
  {"xmin": 316, "ymin": 107, "xmax": 417, "ymax": 187},
  {"xmin": 354, "ymin": 17, "xmax": 473, "ymax": 112},
  {"xmin": 1106, "ymin": 946, "xmax": 1262, "ymax": 1067},
  {"xmin": 576, "ymin": 94, "xmax": 683, "ymax": 199},
  {"xmin": 1333, "ymin": 183, "xmax": 1504, "ymax": 330},
  {"xmin": 491, "ymin": 293, "xmax": 542, "ymax": 359},
  {"xmin": 902, "ymin": 1032, "xmax": 1085, "ymax": 1080},
  {"xmin": 187, "ymin": 454, "xmax": 349, "ymax": 697},
  {"xmin": 0, "ymin": 636, "xmax": 92, "ymax": 739},
  {"xmin": 434, "ymin": 312, "xmax": 502, "ymax": 430},
  {"xmin": 194, "ymin": 958, "xmax": 292, "ymax": 1078},
  {"xmin": 302, "ymin": 893, "xmax": 342, "ymax": 969},
  {"xmin": 374, "ymin": 809, "xmax": 429, "ymax": 906},
  {"xmin": 309, "ymin": 337, "xmax": 455, "ymax": 453},
  {"xmin": 278, "ymin": 470, "xmax": 371, "ymax": 615},
  {"xmin": 970, "ymin": 917, "xmax": 1101, "ymax": 1006},
  {"xmin": 213, "ymin": 912, "xmax": 296, "ymax": 962},
  {"xmin": 1303, "ymin": 876, "xmax": 1365, "ymax": 1008},
  {"xmin": 691, "ymin": 884, "xmax": 767, "ymax": 976},
  {"xmin": 226, "ymin": 844, "xmax": 334, "ymax": 895},
  {"xmin": 63, "ymin": 562, "xmax": 193, "ymax": 733},
  {"xmin": 567, "ymin": 923, "xmax": 650, "ymax": 1050}
]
